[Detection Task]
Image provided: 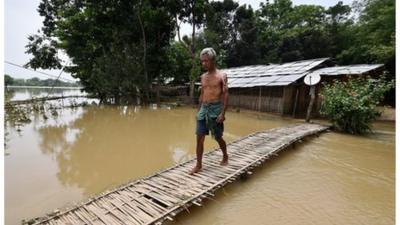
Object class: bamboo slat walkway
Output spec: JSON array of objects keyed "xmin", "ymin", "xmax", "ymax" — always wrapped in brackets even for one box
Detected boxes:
[{"xmin": 28, "ymin": 123, "xmax": 329, "ymax": 225}]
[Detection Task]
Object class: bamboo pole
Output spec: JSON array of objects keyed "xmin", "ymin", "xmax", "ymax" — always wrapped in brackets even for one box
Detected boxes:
[
  {"xmin": 8, "ymin": 95, "xmax": 91, "ymax": 105},
  {"xmin": 306, "ymin": 86, "xmax": 316, "ymax": 122}
]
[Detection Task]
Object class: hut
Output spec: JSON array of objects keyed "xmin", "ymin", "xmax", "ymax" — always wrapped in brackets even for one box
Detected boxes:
[
  {"xmin": 306, "ymin": 64, "xmax": 385, "ymax": 117},
  {"xmin": 223, "ymin": 58, "xmax": 385, "ymax": 117}
]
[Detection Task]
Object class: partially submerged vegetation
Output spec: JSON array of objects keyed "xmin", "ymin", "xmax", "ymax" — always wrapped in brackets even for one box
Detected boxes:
[
  {"xmin": 5, "ymin": 97, "xmax": 91, "ymax": 125},
  {"xmin": 4, "ymin": 91, "xmax": 94, "ymax": 149},
  {"xmin": 319, "ymin": 75, "xmax": 394, "ymax": 134}
]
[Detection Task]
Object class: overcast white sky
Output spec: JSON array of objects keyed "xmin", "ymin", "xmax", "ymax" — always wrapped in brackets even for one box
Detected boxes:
[{"xmin": 4, "ymin": 0, "xmax": 352, "ymax": 81}]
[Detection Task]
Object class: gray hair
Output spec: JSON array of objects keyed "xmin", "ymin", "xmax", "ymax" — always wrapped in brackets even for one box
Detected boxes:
[{"xmin": 200, "ymin": 48, "xmax": 217, "ymax": 61}]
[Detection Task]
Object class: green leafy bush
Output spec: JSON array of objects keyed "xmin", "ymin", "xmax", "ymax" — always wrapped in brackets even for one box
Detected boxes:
[{"xmin": 319, "ymin": 76, "xmax": 393, "ymax": 134}]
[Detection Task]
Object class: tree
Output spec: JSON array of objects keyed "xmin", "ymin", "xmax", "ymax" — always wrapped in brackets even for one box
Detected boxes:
[
  {"xmin": 226, "ymin": 4, "xmax": 259, "ymax": 67},
  {"xmin": 162, "ymin": 42, "xmax": 192, "ymax": 85},
  {"xmin": 25, "ymin": 0, "xmax": 178, "ymax": 104},
  {"xmin": 337, "ymin": 0, "xmax": 395, "ymax": 71},
  {"xmin": 256, "ymin": 0, "xmax": 293, "ymax": 63},
  {"xmin": 257, "ymin": 0, "xmax": 331, "ymax": 63},
  {"xmin": 325, "ymin": 1, "xmax": 353, "ymax": 57},
  {"xmin": 27, "ymin": 77, "xmax": 41, "ymax": 86},
  {"xmin": 336, "ymin": 0, "xmax": 395, "ymax": 105},
  {"xmin": 175, "ymin": 0, "xmax": 208, "ymax": 102},
  {"xmin": 25, "ymin": 35, "xmax": 62, "ymax": 70},
  {"xmin": 5, "ymin": 74, "xmax": 14, "ymax": 88},
  {"xmin": 201, "ymin": 0, "xmax": 239, "ymax": 66}
]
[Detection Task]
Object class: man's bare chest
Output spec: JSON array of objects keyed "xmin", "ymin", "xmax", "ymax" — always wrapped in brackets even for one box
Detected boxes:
[{"xmin": 202, "ymin": 76, "xmax": 222, "ymax": 89}]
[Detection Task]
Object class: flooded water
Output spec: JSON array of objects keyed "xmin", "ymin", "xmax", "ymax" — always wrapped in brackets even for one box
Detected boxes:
[
  {"xmin": 168, "ymin": 122, "xmax": 395, "ymax": 225},
  {"xmin": 5, "ymin": 101, "xmax": 394, "ymax": 224}
]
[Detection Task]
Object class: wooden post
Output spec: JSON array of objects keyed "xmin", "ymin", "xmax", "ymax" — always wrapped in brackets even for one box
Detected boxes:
[
  {"xmin": 306, "ymin": 85, "xmax": 316, "ymax": 122},
  {"xmin": 238, "ymin": 88, "xmax": 241, "ymax": 111},
  {"xmin": 258, "ymin": 87, "xmax": 262, "ymax": 111},
  {"xmin": 292, "ymin": 88, "xmax": 299, "ymax": 118}
]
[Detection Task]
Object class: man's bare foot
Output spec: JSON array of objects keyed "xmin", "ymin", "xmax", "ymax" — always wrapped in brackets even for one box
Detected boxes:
[
  {"xmin": 189, "ymin": 165, "xmax": 202, "ymax": 175},
  {"xmin": 220, "ymin": 156, "xmax": 228, "ymax": 166}
]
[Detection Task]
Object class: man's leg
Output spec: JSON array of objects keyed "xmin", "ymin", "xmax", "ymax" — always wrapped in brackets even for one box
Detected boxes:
[
  {"xmin": 216, "ymin": 137, "xmax": 228, "ymax": 166},
  {"xmin": 189, "ymin": 134, "xmax": 206, "ymax": 174}
]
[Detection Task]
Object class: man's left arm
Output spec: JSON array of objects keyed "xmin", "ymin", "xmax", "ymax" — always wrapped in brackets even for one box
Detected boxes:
[{"xmin": 218, "ymin": 73, "xmax": 229, "ymax": 123}]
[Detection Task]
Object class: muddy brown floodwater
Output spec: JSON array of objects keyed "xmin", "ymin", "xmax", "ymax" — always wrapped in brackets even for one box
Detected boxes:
[{"xmin": 5, "ymin": 104, "xmax": 394, "ymax": 225}]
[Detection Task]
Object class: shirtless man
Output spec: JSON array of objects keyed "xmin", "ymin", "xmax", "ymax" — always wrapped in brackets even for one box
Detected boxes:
[{"xmin": 189, "ymin": 48, "xmax": 229, "ymax": 175}]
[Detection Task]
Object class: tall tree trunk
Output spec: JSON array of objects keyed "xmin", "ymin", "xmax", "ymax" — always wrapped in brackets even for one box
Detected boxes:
[
  {"xmin": 176, "ymin": 15, "xmax": 182, "ymax": 42},
  {"xmin": 137, "ymin": 1, "xmax": 150, "ymax": 104},
  {"xmin": 189, "ymin": 3, "xmax": 196, "ymax": 104}
]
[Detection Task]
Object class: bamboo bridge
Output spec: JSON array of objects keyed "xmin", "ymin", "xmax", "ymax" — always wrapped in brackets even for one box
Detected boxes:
[{"xmin": 28, "ymin": 123, "xmax": 329, "ymax": 225}]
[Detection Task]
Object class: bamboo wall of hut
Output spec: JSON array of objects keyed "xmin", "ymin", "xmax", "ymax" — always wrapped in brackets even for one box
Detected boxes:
[{"xmin": 229, "ymin": 86, "xmax": 284, "ymax": 114}]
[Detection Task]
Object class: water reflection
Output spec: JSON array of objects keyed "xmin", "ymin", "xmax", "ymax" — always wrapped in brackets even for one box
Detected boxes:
[
  {"xmin": 36, "ymin": 106, "xmax": 198, "ymax": 195},
  {"xmin": 5, "ymin": 88, "xmax": 16, "ymax": 101}
]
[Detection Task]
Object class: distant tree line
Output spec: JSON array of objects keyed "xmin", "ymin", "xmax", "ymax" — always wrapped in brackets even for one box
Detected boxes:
[
  {"xmin": 4, "ymin": 74, "xmax": 81, "ymax": 87},
  {"xmin": 25, "ymin": 0, "xmax": 395, "ymax": 104}
]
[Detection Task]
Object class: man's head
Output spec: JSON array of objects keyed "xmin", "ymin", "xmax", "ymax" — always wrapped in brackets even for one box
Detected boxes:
[{"xmin": 200, "ymin": 47, "xmax": 216, "ymax": 71}]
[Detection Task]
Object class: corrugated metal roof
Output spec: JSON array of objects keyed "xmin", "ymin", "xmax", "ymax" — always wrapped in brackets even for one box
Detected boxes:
[
  {"xmin": 307, "ymin": 64, "xmax": 384, "ymax": 76},
  {"xmin": 222, "ymin": 58, "xmax": 329, "ymax": 88}
]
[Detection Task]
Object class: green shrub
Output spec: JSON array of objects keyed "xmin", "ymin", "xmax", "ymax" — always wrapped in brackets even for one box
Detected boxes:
[{"xmin": 319, "ymin": 76, "xmax": 394, "ymax": 134}]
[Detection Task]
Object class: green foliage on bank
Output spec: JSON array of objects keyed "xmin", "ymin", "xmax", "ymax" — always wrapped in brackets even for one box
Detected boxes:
[{"xmin": 319, "ymin": 76, "xmax": 394, "ymax": 134}]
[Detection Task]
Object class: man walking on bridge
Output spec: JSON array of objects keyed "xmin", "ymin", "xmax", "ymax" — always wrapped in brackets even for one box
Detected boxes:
[{"xmin": 190, "ymin": 48, "xmax": 229, "ymax": 175}]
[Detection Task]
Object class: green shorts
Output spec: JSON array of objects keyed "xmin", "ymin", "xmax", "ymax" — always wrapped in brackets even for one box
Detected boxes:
[{"xmin": 196, "ymin": 118, "xmax": 224, "ymax": 138}]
